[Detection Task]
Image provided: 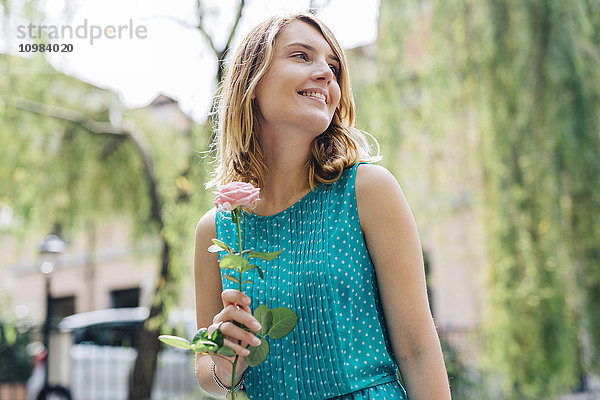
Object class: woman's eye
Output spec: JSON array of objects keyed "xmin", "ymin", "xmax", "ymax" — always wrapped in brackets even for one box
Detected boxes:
[
  {"xmin": 329, "ymin": 65, "xmax": 338, "ymax": 75},
  {"xmin": 293, "ymin": 52, "xmax": 308, "ymax": 60}
]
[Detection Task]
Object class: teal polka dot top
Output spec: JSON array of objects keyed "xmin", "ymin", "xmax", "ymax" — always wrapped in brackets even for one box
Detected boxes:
[{"xmin": 216, "ymin": 163, "xmax": 407, "ymax": 399}]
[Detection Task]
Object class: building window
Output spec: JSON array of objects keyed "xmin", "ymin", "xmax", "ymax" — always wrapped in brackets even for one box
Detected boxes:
[
  {"xmin": 50, "ymin": 296, "xmax": 75, "ymax": 327},
  {"xmin": 110, "ymin": 287, "xmax": 140, "ymax": 308}
]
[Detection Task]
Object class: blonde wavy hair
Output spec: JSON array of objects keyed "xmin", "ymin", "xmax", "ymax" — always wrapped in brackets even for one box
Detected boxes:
[{"xmin": 207, "ymin": 12, "xmax": 380, "ymax": 189}]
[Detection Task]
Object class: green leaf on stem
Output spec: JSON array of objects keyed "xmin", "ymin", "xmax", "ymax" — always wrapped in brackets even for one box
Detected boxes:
[
  {"xmin": 210, "ymin": 329, "xmax": 224, "ymax": 347},
  {"xmin": 220, "ymin": 254, "xmax": 249, "ymax": 270},
  {"xmin": 267, "ymin": 307, "xmax": 298, "ymax": 339},
  {"xmin": 247, "ymin": 250, "xmax": 283, "ymax": 261},
  {"xmin": 193, "ymin": 340, "xmax": 218, "ymax": 353},
  {"xmin": 246, "ymin": 338, "xmax": 269, "ymax": 367},
  {"xmin": 241, "ymin": 264, "xmax": 264, "ymax": 279},
  {"xmin": 217, "ymin": 346, "xmax": 235, "ymax": 357},
  {"xmin": 192, "ymin": 328, "xmax": 209, "ymax": 345},
  {"xmin": 254, "ymin": 305, "xmax": 273, "ymax": 336},
  {"xmin": 224, "ymin": 274, "xmax": 240, "ymax": 283},
  {"xmin": 158, "ymin": 335, "xmax": 192, "ymax": 350},
  {"xmin": 211, "ymin": 239, "xmax": 232, "ymax": 253},
  {"xmin": 242, "ymin": 280, "xmax": 255, "ymax": 285}
]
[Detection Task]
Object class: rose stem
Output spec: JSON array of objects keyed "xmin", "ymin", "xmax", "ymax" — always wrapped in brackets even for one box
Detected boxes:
[{"xmin": 231, "ymin": 207, "xmax": 245, "ymax": 399}]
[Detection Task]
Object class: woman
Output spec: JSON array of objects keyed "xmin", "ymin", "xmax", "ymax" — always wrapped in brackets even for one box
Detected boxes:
[{"xmin": 194, "ymin": 12, "xmax": 451, "ymax": 399}]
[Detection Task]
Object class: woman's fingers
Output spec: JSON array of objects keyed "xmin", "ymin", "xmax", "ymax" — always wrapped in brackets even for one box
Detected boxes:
[
  {"xmin": 223, "ymin": 336, "xmax": 253, "ymax": 357},
  {"xmin": 207, "ymin": 319, "xmax": 260, "ymax": 357},
  {"xmin": 223, "ymin": 304, "xmax": 261, "ymax": 330},
  {"xmin": 208, "ymin": 289, "xmax": 261, "ymax": 357},
  {"xmin": 216, "ymin": 289, "xmax": 259, "ymax": 328},
  {"xmin": 221, "ymin": 289, "xmax": 251, "ymax": 308},
  {"xmin": 219, "ymin": 320, "xmax": 261, "ymax": 346}
]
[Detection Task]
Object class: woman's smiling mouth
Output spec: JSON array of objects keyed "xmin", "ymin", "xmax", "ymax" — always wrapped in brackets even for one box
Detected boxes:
[{"xmin": 298, "ymin": 90, "xmax": 327, "ymax": 103}]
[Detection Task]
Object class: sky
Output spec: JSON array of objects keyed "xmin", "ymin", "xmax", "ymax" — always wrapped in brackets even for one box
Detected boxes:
[{"xmin": 1, "ymin": 0, "xmax": 379, "ymax": 122}]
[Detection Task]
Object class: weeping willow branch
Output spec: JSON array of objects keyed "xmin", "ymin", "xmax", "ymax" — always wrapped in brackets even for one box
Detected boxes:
[
  {"xmin": 4, "ymin": 95, "xmax": 171, "ymax": 400},
  {"xmin": 6, "ymin": 96, "xmax": 163, "ymax": 227}
]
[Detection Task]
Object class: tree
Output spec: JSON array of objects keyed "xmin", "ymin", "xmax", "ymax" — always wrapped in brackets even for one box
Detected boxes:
[
  {"xmin": 351, "ymin": 0, "xmax": 600, "ymax": 398},
  {"xmin": 0, "ymin": 319, "xmax": 34, "ymax": 384},
  {"xmin": 474, "ymin": 1, "xmax": 600, "ymax": 396},
  {"xmin": 1, "ymin": 1, "xmax": 252, "ymax": 397},
  {"xmin": 1, "ymin": 53, "xmax": 199, "ymax": 399}
]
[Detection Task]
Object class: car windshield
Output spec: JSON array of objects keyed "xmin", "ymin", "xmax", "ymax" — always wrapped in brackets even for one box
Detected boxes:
[{"xmin": 73, "ymin": 321, "xmax": 143, "ymax": 347}]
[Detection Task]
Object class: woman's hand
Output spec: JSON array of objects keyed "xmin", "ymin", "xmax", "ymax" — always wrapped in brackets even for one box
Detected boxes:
[{"xmin": 208, "ymin": 289, "xmax": 262, "ymax": 382}]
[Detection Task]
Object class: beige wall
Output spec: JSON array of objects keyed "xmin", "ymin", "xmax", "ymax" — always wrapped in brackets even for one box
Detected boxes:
[{"xmin": 1, "ymin": 216, "xmax": 197, "ymax": 324}]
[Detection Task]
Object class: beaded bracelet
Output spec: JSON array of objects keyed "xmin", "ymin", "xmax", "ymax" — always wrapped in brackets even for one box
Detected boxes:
[{"xmin": 211, "ymin": 362, "xmax": 245, "ymax": 393}]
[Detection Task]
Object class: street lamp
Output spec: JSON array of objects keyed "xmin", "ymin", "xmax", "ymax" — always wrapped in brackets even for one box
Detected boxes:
[{"xmin": 38, "ymin": 233, "xmax": 66, "ymax": 387}]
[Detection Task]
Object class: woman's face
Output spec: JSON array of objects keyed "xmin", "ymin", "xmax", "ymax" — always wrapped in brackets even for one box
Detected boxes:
[{"xmin": 253, "ymin": 20, "xmax": 342, "ymax": 137}]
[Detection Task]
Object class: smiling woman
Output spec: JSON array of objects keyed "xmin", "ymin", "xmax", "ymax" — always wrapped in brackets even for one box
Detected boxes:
[
  {"xmin": 193, "ymin": 12, "xmax": 452, "ymax": 400},
  {"xmin": 252, "ymin": 20, "xmax": 342, "ymax": 151}
]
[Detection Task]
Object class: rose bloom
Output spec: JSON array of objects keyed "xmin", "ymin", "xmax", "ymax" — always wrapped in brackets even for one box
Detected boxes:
[{"xmin": 214, "ymin": 182, "xmax": 261, "ymax": 211}]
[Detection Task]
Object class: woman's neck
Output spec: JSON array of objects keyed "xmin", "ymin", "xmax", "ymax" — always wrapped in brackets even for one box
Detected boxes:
[{"xmin": 255, "ymin": 126, "xmax": 314, "ymax": 215}]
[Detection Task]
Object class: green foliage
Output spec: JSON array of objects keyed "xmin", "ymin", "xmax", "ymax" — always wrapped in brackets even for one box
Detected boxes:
[
  {"xmin": 220, "ymin": 254, "xmax": 249, "ymax": 269},
  {"xmin": 212, "ymin": 238, "xmax": 232, "ymax": 252},
  {"xmin": 253, "ymin": 305, "xmax": 272, "ymax": 337},
  {"xmin": 351, "ymin": 0, "xmax": 600, "ymax": 398},
  {"xmin": 0, "ymin": 54, "xmax": 152, "ymax": 238},
  {"xmin": 246, "ymin": 250, "xmax": 283, "ymax": 261},
  {"xmin": 1, "ymin": 51, "xmax": 214, "ymax": 397},
  {"xmin": 246, "ymin": 338, "xmax": 268, "ymax": 367},
  {"xmin": 266, "ymin": 307, "xmax": 298, "ymax": 339},
  {"xmin": 476, "ymin": 1, "xmax": 599, "ymax": 397},
  {"xmin": 159, "ymin": 327, "xmax": 235, "ymax": 356},
  {"xmin": 245, "ymin": 305, "xmax": 296, "ymax": 366},
  {"xmin": 0, "ymin": 320, "xmax": 33, "ymax": 383},
  {"xmin": 157, "ymin": 335, "xmax": 192, "ymax": 350}
]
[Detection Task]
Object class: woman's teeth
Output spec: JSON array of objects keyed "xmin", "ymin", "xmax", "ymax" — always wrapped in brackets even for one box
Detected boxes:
[{"xmin": 300, "ymin": 91, "xmax": 326, "ymax": 102}]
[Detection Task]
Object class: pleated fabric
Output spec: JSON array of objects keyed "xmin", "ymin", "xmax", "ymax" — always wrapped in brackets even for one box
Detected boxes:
[{"xmin": 215, "ymin": 163, "xmax": 407, "ymax": 400}]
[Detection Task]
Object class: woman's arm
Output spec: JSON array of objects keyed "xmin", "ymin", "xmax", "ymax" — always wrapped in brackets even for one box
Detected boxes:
[
  {"xmin": 193, "ymin": 208, "xmax": 260, "ymax": 396},
  {"xmin": 356, "ymin": 164, "xmax": 452, "ymax": 400}
]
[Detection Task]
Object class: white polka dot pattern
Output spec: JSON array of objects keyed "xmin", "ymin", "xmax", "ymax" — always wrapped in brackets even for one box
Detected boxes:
[{"xmin": 215, "ymin": 163, "xmax": 407, "ymax": 399}]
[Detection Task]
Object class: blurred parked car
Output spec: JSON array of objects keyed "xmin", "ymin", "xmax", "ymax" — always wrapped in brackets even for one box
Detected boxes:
[{"xmin": 55, "ymin": 307, "xmax": 198, "ymax": 400}]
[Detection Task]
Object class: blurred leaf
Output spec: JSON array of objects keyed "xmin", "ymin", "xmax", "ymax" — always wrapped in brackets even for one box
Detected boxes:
[
  {"xmin": 211, "ymin": 238, "xmax": 231, "ymax": 253},
  {"xmin": 158, "ymin": 335, "xmax": 191, "ymax": 350},
  {"xmin": 241, "ymin": 263, "xmax": 263, "ymax": 279},
  {"xmin": 193, "ymin": 340, "xmax": 218, "ymax": 353},
  {"xmin": 224, "ymin": 274, "xmax": 240, "ymax": 283},
  {"xmin": 220, "ymin": 254, "xmax": 248, "ymax": 269},
  {"xmin": 246, "ymin": 250, "xmax": 282, "ymax": 261}
]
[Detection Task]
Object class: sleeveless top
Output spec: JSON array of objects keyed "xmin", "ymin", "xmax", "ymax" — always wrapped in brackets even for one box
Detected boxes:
[{"xmin": 215, "ymin": 163, "xmax": 407, "ymax": 399}]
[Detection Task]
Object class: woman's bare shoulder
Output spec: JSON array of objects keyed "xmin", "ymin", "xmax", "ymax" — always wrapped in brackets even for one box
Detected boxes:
[
  {"xmin": 195, "ymin": 207, "xmax": 217, "ymax": 239},
  {"xmin": 355, "ymin": 163, "xmax": 411, "ymax": 232},
  {"xmin": 355, "ymin": 163, "xmax": 403, "ymax": 208}
]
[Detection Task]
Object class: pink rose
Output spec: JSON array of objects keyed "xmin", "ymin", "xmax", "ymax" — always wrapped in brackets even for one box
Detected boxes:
[{"xmin": 214, "ymin": 182, "xmax": 260, "ymax": 211}]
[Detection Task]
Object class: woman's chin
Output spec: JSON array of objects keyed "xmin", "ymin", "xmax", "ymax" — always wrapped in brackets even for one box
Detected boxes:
[{"xmin": 302, "ymin": 117, "xmax": 333, "ymax": 136}]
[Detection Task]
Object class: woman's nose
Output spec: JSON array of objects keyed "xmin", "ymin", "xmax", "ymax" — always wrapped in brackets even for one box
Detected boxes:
[{"xmin": 312, "ymin": 59, "xmax": 334, "ymax": 83}]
